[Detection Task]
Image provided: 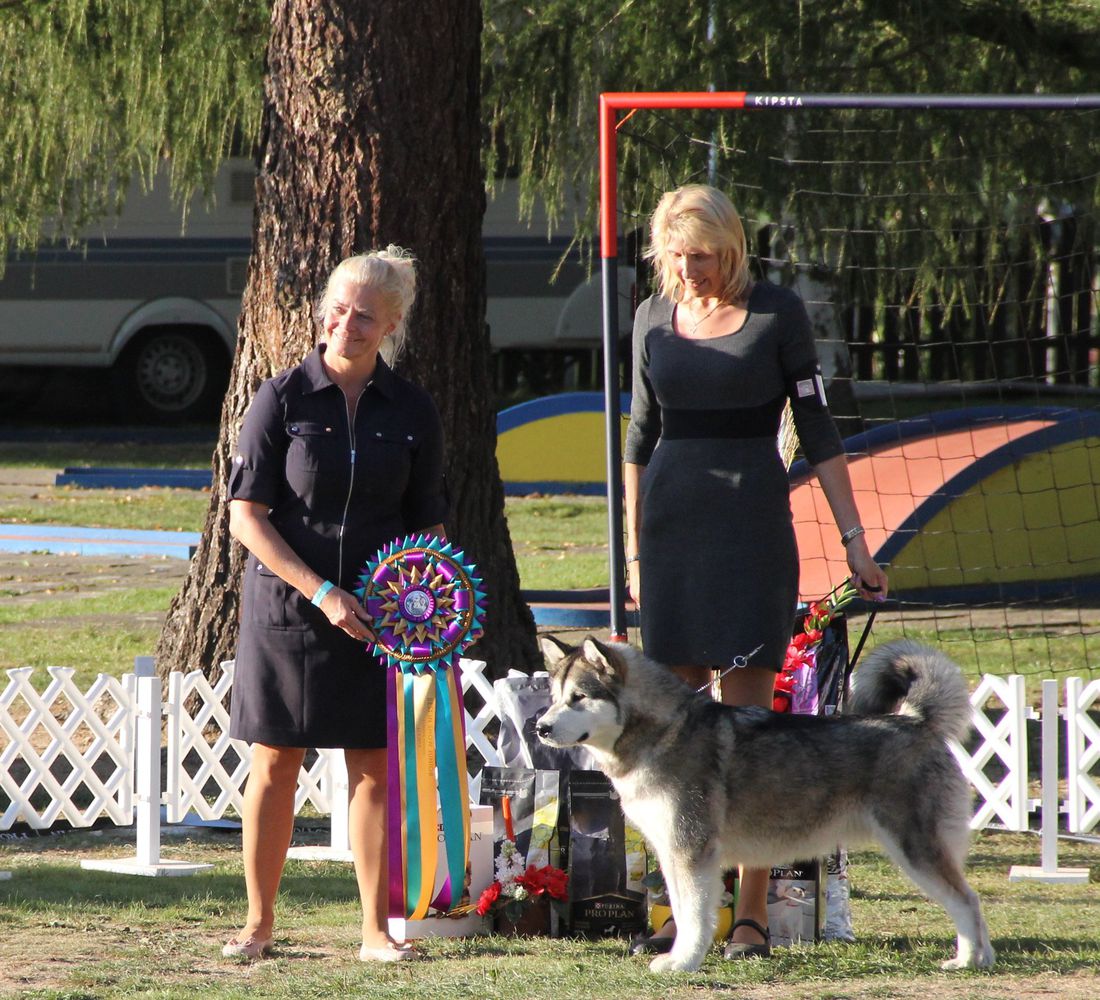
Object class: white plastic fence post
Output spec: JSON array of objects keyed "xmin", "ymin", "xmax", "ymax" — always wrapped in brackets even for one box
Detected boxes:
[
  {"xmin": 81, "ymin": 661, "xmax": 212, "ymax": 877},
  {"xmin": 286, "ymin": 748, "xmax": 353, "ymax": 862},
  {"xmin": 1008, "ymin": 678, "xmax": 1089, "ymax": 884},
  {"xmin": 134, "ymin": 673, "xmax": 161, "ymax": 867},
  {"xmin": 328, "ymin": 749, "xmax": 350, "ymax": 854}
]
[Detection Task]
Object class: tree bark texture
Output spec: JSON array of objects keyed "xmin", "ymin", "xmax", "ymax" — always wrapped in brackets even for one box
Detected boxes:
[{"xmin": 154, "ymin": 0, "xmax": 540, "ymax": 685}]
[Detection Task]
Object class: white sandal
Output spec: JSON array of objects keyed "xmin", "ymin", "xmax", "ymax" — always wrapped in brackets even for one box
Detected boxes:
[{"xmin": 358, "ymin": 941, "xmax": 418, "ymax": 963}]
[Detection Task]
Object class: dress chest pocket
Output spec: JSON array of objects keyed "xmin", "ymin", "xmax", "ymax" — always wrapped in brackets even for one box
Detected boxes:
[
  {"xmin": 358, "ymin": 427, "xmax": 416, "ymax": 492},
  {"xmin": 286, "ymin": 420, "xmax": 342, "ymax": 474}
]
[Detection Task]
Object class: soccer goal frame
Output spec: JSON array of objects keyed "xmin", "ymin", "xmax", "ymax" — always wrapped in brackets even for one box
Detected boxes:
[{"xmin": 598, "ymin": 90, "xmax": 1100, "ymax": 639}]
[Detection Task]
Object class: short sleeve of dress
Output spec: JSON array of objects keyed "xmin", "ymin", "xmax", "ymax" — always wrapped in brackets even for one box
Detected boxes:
[
  {"xmin": 228, "ymin": 379, "xmax": 287, "ymax": 507},
  {"xmin": 624, "ymin": 297, "xmax": 662, "ymax": 466},
  {"xmin": 778, "ymin": 292, "xmax": 845, "ymax": 467},
  {"xmin": 401, "ymin": 391, "xmax": 449, "ymax": 530}
]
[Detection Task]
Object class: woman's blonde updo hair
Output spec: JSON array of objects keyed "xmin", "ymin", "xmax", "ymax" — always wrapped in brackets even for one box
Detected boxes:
[
  {"xmin": 318, "ymin": 245, "xmax": 418, "ymax": 362},
  {"xmin": 643, "ymin": 184, "xmax": 752, "ymax": 305}
]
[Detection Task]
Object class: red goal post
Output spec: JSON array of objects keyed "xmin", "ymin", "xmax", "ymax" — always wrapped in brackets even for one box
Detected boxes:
[{"xmin": 597, "ymin": 90, "xmax": 1100, "ymax": 639}]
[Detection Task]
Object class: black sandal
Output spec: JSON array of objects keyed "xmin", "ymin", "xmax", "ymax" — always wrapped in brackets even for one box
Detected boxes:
[
  {"xmin": 630, "ymin": 918, "xmax": 676, "ymax": 955},
  {"xmin": 629, "ymin": 934, "xmax": 674, "ymax": 955},
  {"xmin": 722, "ymin": 917, "xmax": 771, "ymax": 959}
]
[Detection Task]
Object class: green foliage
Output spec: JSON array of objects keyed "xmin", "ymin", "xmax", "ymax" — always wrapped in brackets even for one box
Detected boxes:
[
  {"xmin": 3, "ymin": 0, "xmax": 1099, "ymax": 312},
  {"xmin": 483, "ymin": 1, "xmax": 1100, "ymax": 307},
  {"xmin": 0, "ymin": 0, "xmax": 267, "ymax": 258}
]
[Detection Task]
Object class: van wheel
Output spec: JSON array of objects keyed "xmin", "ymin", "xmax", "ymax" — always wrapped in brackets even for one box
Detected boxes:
[
  {"xmin": 0, "ymin": 367, "xmax": 49, "ymax": 417},
  {"xmin": 113, "ymin": 327, "xmax": 230, "ymax": 422}
]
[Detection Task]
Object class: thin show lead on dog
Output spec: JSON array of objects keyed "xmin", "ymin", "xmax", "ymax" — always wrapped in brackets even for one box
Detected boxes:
[{"xmin": 537, "ymin": 636, "xmax": 995, "ymax": 975}]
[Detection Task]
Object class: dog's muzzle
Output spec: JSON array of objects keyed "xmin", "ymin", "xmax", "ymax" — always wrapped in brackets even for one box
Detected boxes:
[{"xmin": 535, "ymin": 719, "xmax": 553, "ymax": 741}]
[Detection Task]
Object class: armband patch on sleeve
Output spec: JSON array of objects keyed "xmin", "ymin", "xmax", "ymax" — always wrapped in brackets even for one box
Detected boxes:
[{"xmin": 795, "ymin": 369, "xmax": 829, "ymax": 406}]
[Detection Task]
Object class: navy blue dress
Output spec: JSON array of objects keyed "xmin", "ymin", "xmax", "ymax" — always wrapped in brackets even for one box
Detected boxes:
[
  {"xmin": 624, "ymin": 284, "xmax": 844, "ymax": 671},
  {"xmin": 228, "ymin": 345, "xmax": 448, "ymax": 748}
]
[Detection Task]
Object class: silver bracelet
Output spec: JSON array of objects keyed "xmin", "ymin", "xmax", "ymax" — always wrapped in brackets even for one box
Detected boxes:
[
  {"xmin": 840, "ymin": 525, "xmax": 865, "ymax": 547},
  {"xmin": 626, "ymin": 554, "xmax": 640, "ymax": 564}
]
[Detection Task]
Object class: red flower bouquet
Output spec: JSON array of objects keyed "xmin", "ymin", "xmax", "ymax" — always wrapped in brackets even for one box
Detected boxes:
[{"xmin": 475, "ymin": 837, "xmax": 569, "ymax": 924}]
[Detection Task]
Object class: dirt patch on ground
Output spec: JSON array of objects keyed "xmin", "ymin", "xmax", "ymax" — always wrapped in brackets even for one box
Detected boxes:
[{"xmin": 0, "ymin": 548, "xmax": 188, "ymax": 609}]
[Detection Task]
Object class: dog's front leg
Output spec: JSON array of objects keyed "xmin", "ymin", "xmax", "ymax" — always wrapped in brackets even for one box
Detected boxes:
[{"xmin": 648, "ymin": 851, "xmax": 720, "ymax": 974}]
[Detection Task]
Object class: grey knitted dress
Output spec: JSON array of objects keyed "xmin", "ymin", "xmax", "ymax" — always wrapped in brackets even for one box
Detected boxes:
[{"xmin": 623, "ymin": 283, "xmax": 844, "ymax": 671}]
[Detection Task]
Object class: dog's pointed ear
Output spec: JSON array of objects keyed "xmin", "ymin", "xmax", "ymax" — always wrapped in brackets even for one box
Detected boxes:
[
  {"xmin": 582, "ymin": 637, "xmax": 627, "ymax": 681},
  {"xmin": 539, "ymin": 634, "xmax": 573, "ymax": 674}
]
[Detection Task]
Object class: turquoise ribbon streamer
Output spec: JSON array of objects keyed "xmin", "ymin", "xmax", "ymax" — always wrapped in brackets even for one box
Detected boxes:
[
  {"xmin": 433, "ymin": 667, "xmax": 466, "ymax": 909},
  {"xmin": 401, "ymin": 668, "xmax": 422, "ymax": 917}
]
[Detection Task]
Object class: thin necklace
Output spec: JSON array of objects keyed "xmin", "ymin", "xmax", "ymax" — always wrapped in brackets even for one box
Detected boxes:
[{"xmin": 686, "ymin": 299, "xmax": 722, "ymax": 336}]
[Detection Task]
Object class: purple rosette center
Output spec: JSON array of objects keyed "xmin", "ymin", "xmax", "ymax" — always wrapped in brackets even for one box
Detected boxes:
[{"xmin": 399, "ymin": 585, "xmax": 436, "ymax": 623}]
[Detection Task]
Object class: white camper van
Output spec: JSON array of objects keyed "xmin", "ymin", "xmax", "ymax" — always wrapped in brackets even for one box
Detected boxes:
[{"xmin": 0, "ymin": 161, "xmax": 633, "ymax": 421}]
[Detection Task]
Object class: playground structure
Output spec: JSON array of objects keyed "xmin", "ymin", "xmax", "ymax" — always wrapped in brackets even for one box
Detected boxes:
[{"xmin": 497, "ymin": 392, "xmax": 1100, "ymax": 609}]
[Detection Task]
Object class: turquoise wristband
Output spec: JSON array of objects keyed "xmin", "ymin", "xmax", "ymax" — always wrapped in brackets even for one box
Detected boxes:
[{"xmin": 311, "ymin": 580, "xmax": 335, "ymax": 607}]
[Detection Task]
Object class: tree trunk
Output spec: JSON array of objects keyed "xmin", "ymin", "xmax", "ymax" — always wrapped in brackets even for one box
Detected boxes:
[{"xmin": 154, "ymin": 0, "xmax": 539, "ymax": 684}]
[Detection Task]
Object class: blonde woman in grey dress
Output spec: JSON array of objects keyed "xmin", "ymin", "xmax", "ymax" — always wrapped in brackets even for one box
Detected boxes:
[{"xmin": 624, "ymin": 184, "xmax": 888, "ymax": 960}]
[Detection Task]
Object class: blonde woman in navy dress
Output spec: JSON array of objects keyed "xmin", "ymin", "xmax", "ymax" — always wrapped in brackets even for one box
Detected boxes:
[
  {"xmin": 222, "ymin": 248, "xmax": 447, "ymax": 963},
  {"xmin": 623, "ymin": 185, "xmax": 888, "ymax": 959}
]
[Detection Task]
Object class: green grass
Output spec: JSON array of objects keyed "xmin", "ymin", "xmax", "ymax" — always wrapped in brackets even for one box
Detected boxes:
[
  {"xmin": 0, "ymin": 488, "xmax": 209, "ymax": 533},
  {"xmin": 506, "ymin": 496, "xmax": 608, "ymax": 590},
  {"xmin": 0, "ymin": 440, "xmax": 215, "ymax": 470},
  {"xmin": 0, "ymin": 587, "xmax": 178, "ymax": 625},
  {"xmin": 860, "ymin": 619, "xmax": 1099, "ymax": 697},
  {"xmin": 0, "ymin": 587, "xmax": 177, "ymax": 685},
  {"xmin": 0, "ymin": 829, "xmax": 1097, "ymax": 999}
]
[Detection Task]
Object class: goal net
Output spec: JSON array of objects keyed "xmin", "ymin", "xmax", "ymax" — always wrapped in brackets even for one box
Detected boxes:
[{"xmin": 600, "ymin": 92, "xmax": 1100, "ymax": 685}]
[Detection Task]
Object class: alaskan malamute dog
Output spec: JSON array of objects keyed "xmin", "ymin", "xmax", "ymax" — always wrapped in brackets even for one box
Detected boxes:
[{"xmin": 536, "ymin": 635, "xmax": 995, "ymax": 974}]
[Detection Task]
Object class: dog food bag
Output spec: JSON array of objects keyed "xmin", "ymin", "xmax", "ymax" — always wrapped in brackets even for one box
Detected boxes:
[
  {"xmin": 561, "ymin": 770, "xmax": 647, "ymax": 938},
  {"xmin": 768, "ymin": 860, "xmax": 823, "ymax": 947},
  {"xmin": 479, "ymin": 766, "xmax": 560, "ymax": 868}
]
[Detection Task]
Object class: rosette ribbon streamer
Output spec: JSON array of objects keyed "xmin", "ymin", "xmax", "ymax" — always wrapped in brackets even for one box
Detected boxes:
[{"xmin": 357, "ymin": 534, "xmax": 486, "ymax": 920}]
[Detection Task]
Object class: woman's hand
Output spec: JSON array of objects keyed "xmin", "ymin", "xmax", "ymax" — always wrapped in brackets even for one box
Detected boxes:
[
  {"xmin": 845, "ymin": 536, "xmax": 889, "ymax": 601},
  {"xmin": 318, "ymin": 586, "xmax": 376, "ymax": 642}
]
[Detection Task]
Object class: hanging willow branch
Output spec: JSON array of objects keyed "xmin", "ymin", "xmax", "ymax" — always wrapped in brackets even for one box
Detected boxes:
[
  {"xmin": 482, "ymin": 0, "xmax": 1100, "ymax": 308},
  {"xmin": 0, "ymin": 0, "xmax": 267, "ymax": 263}
]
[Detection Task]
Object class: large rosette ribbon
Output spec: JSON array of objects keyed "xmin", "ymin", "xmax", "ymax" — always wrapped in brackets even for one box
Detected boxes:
[{"xmin": 357, "ymin": 534, "xmax": 486, "ymax": 920}]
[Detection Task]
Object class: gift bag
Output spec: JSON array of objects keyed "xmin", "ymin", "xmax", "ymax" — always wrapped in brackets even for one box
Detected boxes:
[
  {"xmin": 493, "ymin": 671, "xmax": 598, "ymax": 773},
  {"xmin": 824, "ymin": 848, "xmax": 855, "ymax": 943},
  {"xmin": 769, "ymin": 609, "xmax": 853, "ymax": 946},
  {"xmin": 479, "ymin": 765, "xmax": 561, "ymax": 868},
  {"xmin": 807, "ymin": 613, "xmax": 852, "ymax": 715}
]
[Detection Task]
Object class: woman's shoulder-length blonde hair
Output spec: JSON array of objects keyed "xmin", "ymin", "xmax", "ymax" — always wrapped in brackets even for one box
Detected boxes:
[{"xmin": 643, "ymin": 184, "xmax": 752, "ymax": 304}]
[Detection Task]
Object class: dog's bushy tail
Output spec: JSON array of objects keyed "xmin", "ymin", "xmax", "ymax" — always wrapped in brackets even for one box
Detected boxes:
[{"xmin": 848, "ymin": 639, "xmax": 971, "ymax": 741}]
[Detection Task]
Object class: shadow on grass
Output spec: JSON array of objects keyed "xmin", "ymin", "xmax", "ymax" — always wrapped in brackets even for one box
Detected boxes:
[{"xmin": 0, "ymin": 861, "xmax": 360, "ymax": 911}]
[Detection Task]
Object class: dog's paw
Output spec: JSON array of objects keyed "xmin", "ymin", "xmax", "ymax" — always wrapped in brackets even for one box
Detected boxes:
[
  {"xmin": 941, "ymin": 949, "xmax": 994, "ymax": 972},
  {"xmin": 648, "ymin": 953, "xmax": 701, "ymax": 974}
]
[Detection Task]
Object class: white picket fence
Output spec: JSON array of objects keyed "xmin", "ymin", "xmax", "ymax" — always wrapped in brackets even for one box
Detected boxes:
[{"xmin": 2, "ymin": 659, "xmax": 1098, "ymax": 876}]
